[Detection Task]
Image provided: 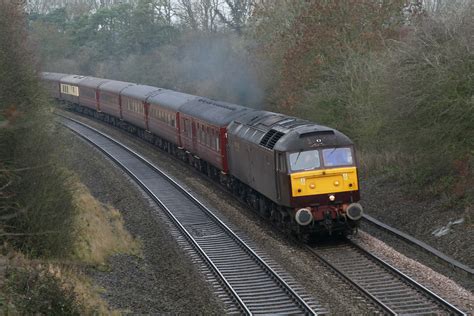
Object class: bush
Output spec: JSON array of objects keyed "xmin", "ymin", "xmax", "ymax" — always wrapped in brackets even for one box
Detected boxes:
[
  {"xmin": 0, "ymin": 1, "xmax": 77, "ymax": 257},
  {"xmin": 379, "ymin": 3, "xmax": 474, "ymax": 194},
  {"xmin": 4, "ymin": 264, "xmax": 80, "ymax": 315}
]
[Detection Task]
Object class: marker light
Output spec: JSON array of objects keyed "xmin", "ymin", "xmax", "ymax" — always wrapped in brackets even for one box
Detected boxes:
[{"xmin": 329, "ymin": 194, "xmax": 335, "ymax": 201}]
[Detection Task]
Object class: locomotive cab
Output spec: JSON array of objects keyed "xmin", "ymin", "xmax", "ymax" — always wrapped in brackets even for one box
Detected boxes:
[
  {"xmin": 274, "ymin": 128, "xmax": 363, "ymax": 235},
  {"xmin": 288, "ymin": 146, "xmax": 358, "ymax": 199}
]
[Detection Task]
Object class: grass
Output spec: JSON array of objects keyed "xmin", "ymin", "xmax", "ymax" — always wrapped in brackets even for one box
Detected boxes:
[
  {"xmin": 1, "ymin": 251, "xmax": 116, "ymax": 315},
  {"xmin": 1, "ymin": 172, "xmax": 142, "ymax": 314},
  {"xmin": 70, "ymin": 175, "xmax": 142, "ymax": 265}
]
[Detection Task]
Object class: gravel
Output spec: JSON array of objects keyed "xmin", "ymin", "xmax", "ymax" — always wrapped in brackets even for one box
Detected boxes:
[
  {"xmin": 60, "ymin": 110, "xmax": 473, "ymax": 314},
  {"xmin": 62, "ymin": 127, "xmax": 224, "ymax": 314},
  {"xmin": 360, "ymin": 176, "xmax": 473, "ymax": 268},
  {"xmin": 353, "ymin": 231, "xmax": 474, "ymax": 313},
  {"xmin": 360, "ymin": 175, "xmax": 474, "ymax": 290}
]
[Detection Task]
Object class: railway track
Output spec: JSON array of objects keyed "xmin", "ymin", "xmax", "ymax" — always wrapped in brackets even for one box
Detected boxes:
[
  {"xmin": 60, "ymin": 115, "xmax": 326, "ymax": 315},
  {"xmin": 307, "ymin": 240, "xmax": 466, "ymax": 315}
]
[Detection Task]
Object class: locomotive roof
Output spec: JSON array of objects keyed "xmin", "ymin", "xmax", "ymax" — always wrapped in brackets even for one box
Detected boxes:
[
  {"xmin": 77, "ymin": 76, "xmax": 110, "ymax": 89},
  {"xmin": 99, "ymin": 80, "xmax": 136, "ymax": 94},
  {"xmin": 147, "ymin": 90, "xmax": 198, "ymax": 111},
  {"xmin": 41, "ymin": 72, "xmax": 69, "ymax": 81},
  {"xmin": 60, "ymin": 74, "xmax": 88, "ymax": 85},
  {"xmin": 273, "ymin": 125, "xmax": 353, "ymax": 152},
  {"xmin": 121, "ymin": 84, "xmax": 163, "ymax": 101},
  {"xmin": 229, "ymin": 110, "xmax": 353, "ymax": 151},
  {"xmin": 180, "ymin": 98, "xmax": 254, "ymax": 126}
]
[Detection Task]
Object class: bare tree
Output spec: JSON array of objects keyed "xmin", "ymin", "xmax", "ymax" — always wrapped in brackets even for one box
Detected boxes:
[
  {"xmin": 215, "ymin": 0, "xmax": 255, "ymax": 34},
  {"xmin": 175, "ymin": 0, "xmax": 199, "ymax": 30},
  {"xmin": 153, "ymin": 0, "xmax": 174, "ymax": 26},
  {"xmin": 197, "ymin": 0, "xmax": 220, "ymax": 32}
]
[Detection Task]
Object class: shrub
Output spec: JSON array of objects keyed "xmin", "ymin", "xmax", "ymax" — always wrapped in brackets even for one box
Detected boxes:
[{"xmin": 0, "ymin": 1, "xmax": 77, "ymax": 257}]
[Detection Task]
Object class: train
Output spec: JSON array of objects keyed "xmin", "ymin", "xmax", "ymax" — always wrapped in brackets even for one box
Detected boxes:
[{"xmin": 41, "ymin": 72, "xmax": 363, "ymax": 240}]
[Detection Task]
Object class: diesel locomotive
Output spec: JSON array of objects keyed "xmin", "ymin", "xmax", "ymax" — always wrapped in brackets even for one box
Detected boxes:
[{"xmin": 41, "ymin": 72, "xmax": 363, "ymax": 239}]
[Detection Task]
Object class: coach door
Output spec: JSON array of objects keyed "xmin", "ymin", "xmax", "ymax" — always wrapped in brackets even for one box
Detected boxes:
[{"xmin": 191, "ymin": 121, "xmax": 197, "ymax": 152}]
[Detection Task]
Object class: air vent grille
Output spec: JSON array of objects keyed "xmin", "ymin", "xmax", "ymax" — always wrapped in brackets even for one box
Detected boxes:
[{"xmin": 260, "ymin": 129, "xmax": 285, "ymax": 149}]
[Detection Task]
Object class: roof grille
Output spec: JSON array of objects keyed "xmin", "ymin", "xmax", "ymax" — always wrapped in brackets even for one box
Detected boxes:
[{"xmin": 260, "ymin": 129, "xmax": 285, "ymax": 149}]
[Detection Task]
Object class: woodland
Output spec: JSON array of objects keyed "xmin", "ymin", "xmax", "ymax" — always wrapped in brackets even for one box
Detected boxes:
[{"xmin": 0, "ymin": 0, "xmax": 472, "ymax": 312}]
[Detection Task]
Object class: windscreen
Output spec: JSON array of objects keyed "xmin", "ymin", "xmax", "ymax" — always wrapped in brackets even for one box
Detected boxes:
[
  {"xmin": 289, "ymin": 150, "xmax": 321, "ymax": 171},
  {"xmin": 322, "ymin": 147, "xmax": 353, "ymax": 167}
]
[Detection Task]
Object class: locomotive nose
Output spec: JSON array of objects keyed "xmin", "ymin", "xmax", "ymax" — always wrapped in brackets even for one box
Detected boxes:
[
  {"xmin": 346, "ymin": 203, "xmax": 363, "ymax": 220},
  {"xmin": 295, "ymin": 208, "xmax": 313, "ymax": 226}
]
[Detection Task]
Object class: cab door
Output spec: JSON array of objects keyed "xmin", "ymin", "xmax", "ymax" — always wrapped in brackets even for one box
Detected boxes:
[{"xmin": 275, "ymin": 151, "xmax": 290, "ymax": 205}]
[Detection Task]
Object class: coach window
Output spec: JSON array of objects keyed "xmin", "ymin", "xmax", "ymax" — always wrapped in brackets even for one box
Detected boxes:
[
  {"xmin": 213, "ymin": 130, "xmax": 218, "ymax": 150},
  {"xmin": 187, "ymin": 120, "xmax": 192, "ymax": 138}
]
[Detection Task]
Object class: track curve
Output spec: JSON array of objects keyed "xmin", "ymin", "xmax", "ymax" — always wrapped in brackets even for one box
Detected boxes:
[{"xmin": 59, "ymin": 115, "xmax": 326, "ymax": 315}]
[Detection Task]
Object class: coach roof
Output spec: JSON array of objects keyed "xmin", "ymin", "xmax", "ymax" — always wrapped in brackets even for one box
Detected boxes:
[
  {"xmin": 60, "ymin": 74, "xmax": 88, "ymax": 85},
  {"xmin": 121, "ymin": 84, "xmax": 163, "ymax": 101},
  {"xmin": 41, "ymin": 72, "xmax": 69, "ymax": 81},
  {"xmin": 99, "ymin": 80, "xmax": 136, "ymax": 94},
  {"xmin": 180, "ymin": 98, "xmax": 253, "ymax": 126},
  {"xmin": 147, "ymin": 90, "xmax": 198, "ymax": 111},
  {"xmin": 77, "ymin": 76, "xmax": 110, "ymax": 89}
]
